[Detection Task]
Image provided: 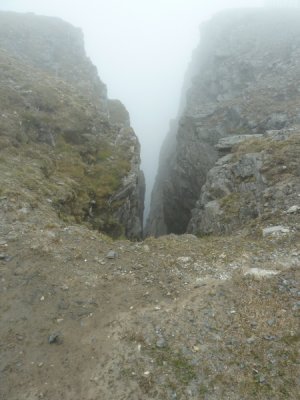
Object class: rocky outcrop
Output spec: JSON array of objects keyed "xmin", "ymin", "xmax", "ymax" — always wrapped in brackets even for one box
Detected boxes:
[
  {"xmin": 147, "ymin": 9, "xmax": 300, "ymax": 236},
  {"xmin": 188, "ymin": 129, "xmax": 300, "ymax": 235},
  {"xmin": 0, "ymin": 12, "xmax": 144, "ymax": 239},
  {"xmin": 0, "ymin": 11, "xmax": 106, "ymax": 101}
]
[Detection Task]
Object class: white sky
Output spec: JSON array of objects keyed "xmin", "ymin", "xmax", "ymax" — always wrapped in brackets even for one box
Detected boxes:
[{"xmin": 0, "ymin": 0, "xmax": 264, "ymax": 213}]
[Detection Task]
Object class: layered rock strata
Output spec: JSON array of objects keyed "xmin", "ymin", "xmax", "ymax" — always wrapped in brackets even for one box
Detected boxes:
[
  {"xmin": 147, "ymin": 9, "xmax": 300, "ymax": 236},
  {"xmin": 188, "ymin": 128, "xmax": 300, "ymax": 235}
]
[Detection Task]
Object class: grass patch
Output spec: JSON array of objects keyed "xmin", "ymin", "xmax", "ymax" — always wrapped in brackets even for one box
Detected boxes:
[{"xmin": 149, "ymin": 346, "xmax": 197, "ymax": 386}]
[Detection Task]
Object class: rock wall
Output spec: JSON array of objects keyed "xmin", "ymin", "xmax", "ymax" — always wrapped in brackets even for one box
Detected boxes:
[
  {"xmin": 147, "ymin": 9, "xmax": 300, "ymax": 236},
  {"xmin": 188, "ymin": 129, "xmax": 300, "ymax": 235},
  {"xmin": 145, "ymin": 119, "xmax": 178, "ymax": 236},
  {"xmin": 0, "ymin": 12, "xmax": 144, "ymax": 239}
]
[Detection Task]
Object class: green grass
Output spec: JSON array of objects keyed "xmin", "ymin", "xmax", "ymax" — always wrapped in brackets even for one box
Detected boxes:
[
  {"xmin": 148, "ymin": 346, "xmax": 197, "ymax": 386},
  {"xmin": 0, "ymin": 48, "xmax": 135, "ymax": 238}
]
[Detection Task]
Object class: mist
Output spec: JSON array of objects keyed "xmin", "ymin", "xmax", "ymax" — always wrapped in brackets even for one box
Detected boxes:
[{"xmin": 0, "ymin": 0, "xmax": 264, "ymax": 216}]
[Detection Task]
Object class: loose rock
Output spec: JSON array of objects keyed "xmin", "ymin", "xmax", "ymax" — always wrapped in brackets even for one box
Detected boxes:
[
  {"xmin": 48, "ymin": 332, "xmax": 62, "ymax": 345},
  {"xmin": 262, "ymin": 226, "xmax": 290, "ymax": 237},
  {"xmin": 106, "ymin": 250, "xmax": 118, "ymax": 259}
]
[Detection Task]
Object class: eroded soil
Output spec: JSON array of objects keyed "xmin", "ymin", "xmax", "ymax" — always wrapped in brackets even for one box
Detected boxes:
[{"xmin": 1, "ymin": 197, "xmax": 299, "ymax": 400}]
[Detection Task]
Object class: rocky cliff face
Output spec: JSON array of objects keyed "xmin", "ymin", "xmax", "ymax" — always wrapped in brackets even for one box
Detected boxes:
[
  {"xmin": 147, "ymin": 9, "xmax": 300, "ymax": 236},
  {"xmin": 144, "ymin": 119, "xmax": 178, "ymax": 236},
  {"xmin": 0, "ymin": 12, "xmax": 145, "ymax": 239},
  {"xmin": 188, "ymin": 129, "xmax": 300, "ymax": 235}
]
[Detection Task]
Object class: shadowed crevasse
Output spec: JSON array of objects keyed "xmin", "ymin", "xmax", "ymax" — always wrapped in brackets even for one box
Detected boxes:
[{"xmin": 146, "ymin": 8, "xmax": 300, "ymax": 237}]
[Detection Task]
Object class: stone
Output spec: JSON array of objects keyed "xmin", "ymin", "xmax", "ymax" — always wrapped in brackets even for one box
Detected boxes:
[
  {"xmin": 292, "ymin": 302, "xmax": 300, "ymax": 311},
  {"xmin": 262, "ymin": 226, "xmax": 290, "ymax": 237},
  {"xmin": 156, "ymin": 337, "xmax": 167, "ymax": 348},
  {"xmin": 106, "ymin": 250, "xmax": 118, "ymax": 259},
  {"xmin": 0, "ymin": 253, "xmax": 11, "ymax": 262},
  {"xmin": 286, "ymin": 205, "xmax": 300, "ymax": 214},
  {"xmin": 48, "ymin": 332, "xmax": 62, "ymax": 344},
  {"xmin": 244, "ymin": 268, "xmax": 279, "ymax": 278},
  {"xmin": 263, "ymin": 335, "xmax": 277, "ymax": 341},
  {"xmin": 177, "ymin": 256, "xmax": 191, "ymax": 263},
  {"xmin": 215, "ymin": 134, "xmax": 262, "ymax": 154}
]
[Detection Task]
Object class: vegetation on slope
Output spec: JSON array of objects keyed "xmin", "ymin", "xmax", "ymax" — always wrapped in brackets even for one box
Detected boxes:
[{"xmin": 0, "ymin": 40, "xmax": 132, "ymax": 237}]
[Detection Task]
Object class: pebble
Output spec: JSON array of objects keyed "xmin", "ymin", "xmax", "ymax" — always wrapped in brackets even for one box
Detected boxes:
[
  {"xmin": 267, "ymin": 318, "xmax": 276, "ymax": 326},
  {"xmin": 259, "ymin": 375, "xmax": 266, "ymax": 384},
  {"xmin": 177, "ymin": 256, "xmax": 191, "ymax": 263},
  {"xmin": 263, "ymin": 335, "xmax": 277, "ymax": 341},
  {"xmin": 106, "ymin": 250, "xmax": 118, "ymax": 259},
  {"xmin": 48, "ymin": 332, "xmax": 62, "ymax": 344},
  {"xmin": 0, "ymin": 253, "xmax": 11, "ymax": 261},
  {"xmin": 156, "ymin": 337, "xmax": 167, "ymax": 348},
  {"xmin": 292, "ymin": 301, "xmax": 300, "ymax": 311},
  {"xmin": 246, "ymin": 337, "xmax": 256, "ymax": 344}
]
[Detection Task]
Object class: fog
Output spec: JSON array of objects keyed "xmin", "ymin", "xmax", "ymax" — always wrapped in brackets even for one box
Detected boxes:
[{"xmin": 0, "ymin": 0, "xmax": 265, "ymax": 215}]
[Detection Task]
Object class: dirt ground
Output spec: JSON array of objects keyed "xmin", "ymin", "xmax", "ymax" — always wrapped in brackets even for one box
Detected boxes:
[{"xmin": 0, "ymin": 197, "xmax": 299, "ymax": 400}]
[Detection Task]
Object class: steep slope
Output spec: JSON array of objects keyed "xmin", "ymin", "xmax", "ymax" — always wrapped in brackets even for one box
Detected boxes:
[
  {"xmin": 144, "ymin": 119, "xmax": 178, "ymax": 236},
  {"xmin": 147, "ymin": 9, "xmax": 300, "ymax": 236},
  {"xmin": 0, "ymin": 11, "xmax": 145, "ymax": 239}
]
